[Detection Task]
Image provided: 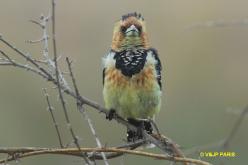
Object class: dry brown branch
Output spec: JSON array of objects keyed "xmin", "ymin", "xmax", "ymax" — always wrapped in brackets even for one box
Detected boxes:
[
  {"xmin": 87, "ymin": 139, "xmax": 145, "ymax": 160},
  {"xmin": 0, "ymin": 147, "xmax": 212, "ymax": 165}
]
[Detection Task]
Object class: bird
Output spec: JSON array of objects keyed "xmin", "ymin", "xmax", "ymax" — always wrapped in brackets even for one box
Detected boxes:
[{"xmin": 102, "ymin": 12, "xmax": 162, "ymax": 141}]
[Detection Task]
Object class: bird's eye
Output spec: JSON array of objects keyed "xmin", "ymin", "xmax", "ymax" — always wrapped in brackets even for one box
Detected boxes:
[
  {"xmin": 120, "ymin": 26, "xmax": 127, "ymax": 33},
  {"xmin": 137, "ymin": 26, "xmax": 142, "ymax": 32}
]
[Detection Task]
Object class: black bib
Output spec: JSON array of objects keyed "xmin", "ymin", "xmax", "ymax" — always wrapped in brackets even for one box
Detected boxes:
[{"xmin": 114, "ymin": 49, "xmax": 147, "ymax": 77}]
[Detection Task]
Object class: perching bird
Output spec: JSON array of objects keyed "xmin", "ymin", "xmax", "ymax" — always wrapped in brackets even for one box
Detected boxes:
[{"xmin": 102, "ymin": 12, "xmax": 162, "ymax": 141}]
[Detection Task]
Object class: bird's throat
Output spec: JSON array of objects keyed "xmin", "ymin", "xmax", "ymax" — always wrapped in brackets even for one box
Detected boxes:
[{"xmin": 120, "ymin": 37, "xmax": 143, "ymax": 51}]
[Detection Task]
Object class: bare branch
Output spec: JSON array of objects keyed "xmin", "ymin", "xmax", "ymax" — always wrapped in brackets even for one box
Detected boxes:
[
  {"xmin": 0, "ymin": 61, "xmax": 12, "ymax": 65},
  {"xmin": 185, "ymin": 18, "xmax": 248, "ymax": 31},
  {"xmin": 0, "ymin": 140, "xmax": 144, "ymax": 160},
  {"xmin": 185, "ymin": 105, "xmax": 248, "ymax": 158},
  {"xmin": 65, "ymin": 58, "xmax": 80, "ymax": 105},
  {"xmin": 51, "ymin": 0, "xmax": 91, "ymax": 164},
  {"xmin": 43, "ymin": 88, "xmax": 64, "ymax": 148},
  {"xmin": 26, "ymin": 36, "xmax": 49, "ymax": 44},
  {"xmin": 0, "ymin": 147, "xmax": 212, "ymax": 165},
  {"xmin": 222, "ymin": 105, "xmax": 248, "ymax": 148},
  {"xmin": 66, "ymin": 57, "xmax": 109, "ymax": 165},
  {"xmin": 0, "ymin": 36, "xmax": 54, "ymax": 81},
  {"xmin": 0, "ymin": 50, "xmax": 48, "ymax": 79},
  {"xmin": 30, "ymin": 19, "xmax": 45, "ymax": 29},
  {"xmin": 33, "ymin": 59, "xmax": 48, "ymax": 64},
  {"xmin": 89, "ymin": 139, "xmax": 146, "ymax": 160},
  {"xmin": 39, "ymin": 11, "xmax": 69, "ymax": 88}
]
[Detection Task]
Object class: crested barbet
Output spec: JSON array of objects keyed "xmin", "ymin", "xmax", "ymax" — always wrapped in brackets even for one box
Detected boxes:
[{"xmin": 102, "ymin": 12, "xmax": 162, "ymax": 141}]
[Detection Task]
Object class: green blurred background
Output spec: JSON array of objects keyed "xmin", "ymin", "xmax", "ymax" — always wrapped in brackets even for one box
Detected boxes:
[{"xmin": 0, "ymin": 0, "xmax": 247, "ymax": 164}]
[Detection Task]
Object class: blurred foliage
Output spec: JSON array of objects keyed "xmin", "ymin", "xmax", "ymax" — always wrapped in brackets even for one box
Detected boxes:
[{"xmin": 0, "ymin": 0, "xmax": 247, "ymax": 164}]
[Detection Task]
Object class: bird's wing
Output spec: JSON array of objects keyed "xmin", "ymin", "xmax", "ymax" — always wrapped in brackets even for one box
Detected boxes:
[
  {"xmin": 102, "ymin": 50, "xmax": 116, "ymax": 85},
  {"xmin": 102, "ymin": 67, "xmax": 106, "ymax": 85},
  {"xmin": 149, "ymin": 48, "xmax": 162, "ymax": 90}
]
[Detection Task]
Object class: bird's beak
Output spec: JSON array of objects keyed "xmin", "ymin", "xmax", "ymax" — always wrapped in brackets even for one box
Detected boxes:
[{"xmin": 125, "ymin": 25, "xmax": 139, "ymax": 36}]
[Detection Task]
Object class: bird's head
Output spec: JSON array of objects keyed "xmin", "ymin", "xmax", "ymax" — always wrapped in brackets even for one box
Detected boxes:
[{"xmin": 111, "ymin": 12, "xmax": 149, "ymax": 51}]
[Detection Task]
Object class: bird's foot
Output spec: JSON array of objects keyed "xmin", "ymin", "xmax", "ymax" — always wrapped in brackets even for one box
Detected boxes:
[
  {"xmin": 144, "ymin": 120, "xmax": 153, "ymax": 134},
  {"xmin": 106, "ymin": 108, "xmax": 116, "ymax": 120},
  {"xmin": 127, "ymin": 129, "xmax": 143, "ymax": 142},
  {"xmin": 127, "ymin": 129, "xmax": 136, "ymax": 142},
  {"xmin": 127, "ymin": 118, "xmax": 148, "ymax": 142}
]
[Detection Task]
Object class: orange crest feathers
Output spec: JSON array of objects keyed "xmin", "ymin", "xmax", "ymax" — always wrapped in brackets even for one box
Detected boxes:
[{"xmin": 111, "ymin": 12, "xmax": 149, "ymax": 51}]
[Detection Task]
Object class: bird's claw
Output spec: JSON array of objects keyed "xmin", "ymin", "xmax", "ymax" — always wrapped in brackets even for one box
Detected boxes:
[{"xmin": 106, "ymin": 108, "xmax": 116, "ymax": 120}]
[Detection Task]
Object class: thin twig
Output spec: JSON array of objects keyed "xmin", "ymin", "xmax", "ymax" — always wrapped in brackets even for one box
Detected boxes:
[
  {"xmin": 0, "ymin": 62, "xmax": 12, "ymax": 65},
  {"xmin": 0, "ymin": 147, "xmax": 212, "ymax": 165},
  {"xmin": 66, "ymin": 57, "xmax": 109, "ymax": 165},
  {"xmin": 89, "ymin": 139, "xmax": 146, "ymax": 160},
  {"xmin": 30, "ymin": 19, "xmax": 45, "ymax": 29},
  {"xmin": 51, "ymin": 0, "xmax": 91, "ymax": 164},
  {"xmin": 30, "ymin": 13, "xmax": 69, "ymax": 87},
  {"xmin": 222, "ymin": 105, "xmax": 248, "ymax": 149},
  {"xmin": 40, "ymin": 12, "xmax": 69, "ymax": 88},
  {"xmin": 43, "ymin": 88, "xmax": 64, "ymax": 148},
  {"xmin": 0, "ymin": 37, "xmax": 54, "ymax": 81},
  {"xmin": 185, "ymin": 105, "xmax": 248, "ymax": 157},
  {"xmin": 26, "ymin": 36, "xmax": 49, "ymax": 44},
  {"xmin": 149, "ymin": 119, "xmax": 161, "ymax": 135},
  {"xmin": 33, "ymin": 59, "xmax": 48, "ymax": 64},
  {"xmin": 0, "ymin": 140, "xmax": 144, "ymax": 155},
  {"xmin": 185, "ymin": 18, "xmax": 248, "ymax": 31},
  {"xmin": 0, "ymin": 50, "xmax": 48, "ymax": 79}
]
